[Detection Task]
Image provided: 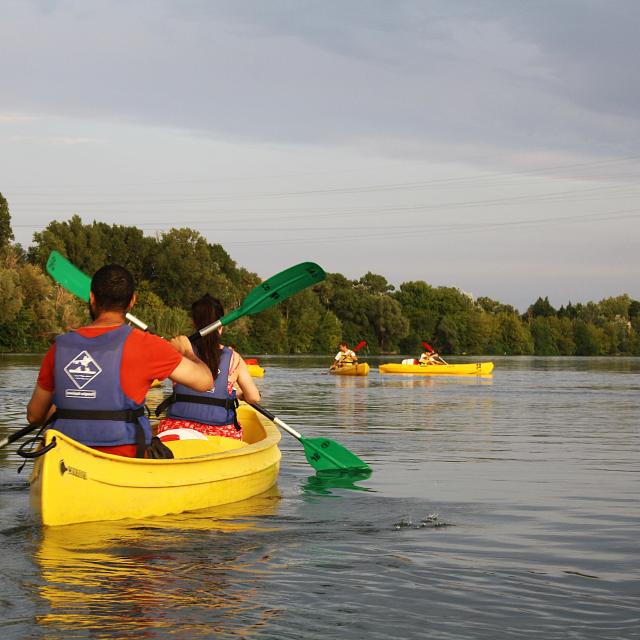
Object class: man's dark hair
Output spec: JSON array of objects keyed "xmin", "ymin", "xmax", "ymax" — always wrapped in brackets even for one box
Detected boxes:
[{"xmin": 91, "ymin": 265, "xmax": 135, "ymax": 312}]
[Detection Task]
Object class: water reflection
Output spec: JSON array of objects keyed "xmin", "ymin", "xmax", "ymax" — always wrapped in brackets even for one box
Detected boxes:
[
  {"xmin": 378, "ymin": 376, "xmax": 492, "ymax": 388},
  {"xmin": 35, "ymin": 489, "xmax": 282, "ymax": 638},
  {"xmin": 302, "ymin": 469, "xmax": 373, "ymax": 496}
]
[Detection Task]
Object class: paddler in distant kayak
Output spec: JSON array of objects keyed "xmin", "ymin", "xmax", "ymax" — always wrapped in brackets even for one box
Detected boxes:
[
  {"xmin": 418, "ymin": 342, "xmax": 448, "ymax": 365},
  {"xmin": 330, "ymin": 342, "xmax": 358, "ymax": 370},
  {"xmin": 26, "ymin": 264, "xmax": 213, "ymax": 458}
]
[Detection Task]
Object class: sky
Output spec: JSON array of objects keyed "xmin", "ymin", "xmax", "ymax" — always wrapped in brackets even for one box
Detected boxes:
[{"xmin": 1, "ymin": 0, "xmax": 639, "ymax": 310}]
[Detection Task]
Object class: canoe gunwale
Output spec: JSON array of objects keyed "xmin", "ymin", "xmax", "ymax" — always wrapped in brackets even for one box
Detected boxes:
[{"xmin": 38, "ymin": 425, "xmax": 280, "ymax": 466}]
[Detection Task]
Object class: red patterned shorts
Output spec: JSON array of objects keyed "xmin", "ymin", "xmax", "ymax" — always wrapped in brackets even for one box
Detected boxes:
[{"xmin": 157, "ymin": 418, "xmax": 243, "ymax": 440}]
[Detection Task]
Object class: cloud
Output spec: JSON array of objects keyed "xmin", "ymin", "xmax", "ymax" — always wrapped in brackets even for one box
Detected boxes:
[
  {"xmin": 0, "ymin": 113, "xmax": 39, "ymax": 123},
  {"xmin": 1, "ymin": 0, "xmax": 639, "ymax": 169},
  {"xmin": 8, "ymin": 135, "xmax": 104, "ymax": 145}
]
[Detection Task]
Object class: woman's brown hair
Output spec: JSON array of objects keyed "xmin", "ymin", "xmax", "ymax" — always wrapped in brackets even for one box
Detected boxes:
[{"xmin": 191, "ymin": 294, "xmax": 225, "ymax": 381}]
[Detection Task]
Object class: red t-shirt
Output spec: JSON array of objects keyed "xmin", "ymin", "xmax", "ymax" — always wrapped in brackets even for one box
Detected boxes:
[{"xmin": 37, "ymin": 326, "xmax": 183, "ymax": 404}]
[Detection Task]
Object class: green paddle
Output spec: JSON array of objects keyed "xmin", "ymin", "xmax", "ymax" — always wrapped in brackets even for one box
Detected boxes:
[
  {"xmin": 188, "ymin": 261, "xmax": 326, "ymax": 341},
  {"xmin": 46, "ymin": 251, "xmax": 148, "ymax": 330},
  {"xmin": 250, "ymin": 403, "xmax": 370, "ymax": 472},
  {"xmin": 46, "ymin": 251, "xmax": 326, "ymax": 339}
]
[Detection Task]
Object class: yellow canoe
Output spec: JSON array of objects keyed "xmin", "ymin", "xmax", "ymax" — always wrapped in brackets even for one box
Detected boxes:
[
  {"xmin": 247, "ymin": 364, "xmax": 265, "ymax": 377},
  {"xmin": 379, "ymin": 362, "xmax": 494, "ymax": 376},
  {"xmin": 331, "ymin": 362, "xmax": 370, "ymax": 376},
  {"xmin": 29, "ymin": 405, "xmax": 281, "ymax": 527}
]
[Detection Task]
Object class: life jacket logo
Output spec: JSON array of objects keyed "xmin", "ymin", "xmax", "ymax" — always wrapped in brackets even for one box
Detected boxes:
[{"xmin": 64, "ymin": 350, "xmax": 102, "ymax": 389}]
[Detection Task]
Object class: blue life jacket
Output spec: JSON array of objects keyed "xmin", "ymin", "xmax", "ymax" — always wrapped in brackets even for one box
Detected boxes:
[
  {"xmin": 163, "ymin": 346, "xmax": 238, "ymax": 427},
  {"xmin": 51, "ymin": 324, "xmax": 151, "ymax": 451}
]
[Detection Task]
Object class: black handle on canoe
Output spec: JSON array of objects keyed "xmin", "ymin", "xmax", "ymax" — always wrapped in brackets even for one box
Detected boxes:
[{"xmin": 0, "ymin": 423, "xmax": 40, "ymax": 450}]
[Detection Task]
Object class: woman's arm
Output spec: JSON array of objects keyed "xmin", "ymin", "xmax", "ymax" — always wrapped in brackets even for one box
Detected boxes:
[{"xmin": 234, "ymin": 358, "xmax": 261, "ymax": 404}]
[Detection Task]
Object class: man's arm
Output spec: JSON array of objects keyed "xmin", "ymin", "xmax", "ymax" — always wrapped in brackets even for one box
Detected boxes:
[
  {"xmin": 27, "ymin": 385, "xmax": 55, "ymax": 426},
  {"xmin": 167, "ymin": 336, "xmax": 214, "ymax": 391}
]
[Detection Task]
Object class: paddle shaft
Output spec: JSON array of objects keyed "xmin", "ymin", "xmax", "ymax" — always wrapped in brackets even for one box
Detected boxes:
[
  {"xmin": 126, "ymin": 313, "xmax": 148, "ymax": 331},
  {"xmin": 250, "ymin": 403, "xmax": 302, "ymax": 439},
  {"xmin": 0, "ymin": 423, "xmax": 39, "ymax": 449}
]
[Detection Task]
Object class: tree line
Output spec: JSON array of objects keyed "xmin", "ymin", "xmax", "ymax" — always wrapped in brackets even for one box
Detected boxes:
[{"xmin": 1, "ymin": 194, "xmax": 639, "ymax": 356}]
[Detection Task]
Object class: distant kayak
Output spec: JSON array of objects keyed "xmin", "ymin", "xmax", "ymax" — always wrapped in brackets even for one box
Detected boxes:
[
  {"xmin": 331, "ymin": 363, "xmax": 370, "ymax": 376},
  {"xmin": 379, "ymin": 362, "xmax": 494, "ymax": 376},
  {"xmin": 247, "ymin": 364, "xmax": 265, "ymax": 378}
]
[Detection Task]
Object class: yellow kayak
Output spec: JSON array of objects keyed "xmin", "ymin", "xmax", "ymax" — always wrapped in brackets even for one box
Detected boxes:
[
  {"xmin": 331, "ymin": 363, "xmax": 370, "ymax": 376},
  {"xmin": 379, "ymin": 362, "xmax": 494, "ymax": 376},
  {"xmin": 247, "ymin": 364, "xmax": 265, "ymax": 377},
  {"xmin": 29, "ymin": 405, "xmax": 281, "ymax": 527}
]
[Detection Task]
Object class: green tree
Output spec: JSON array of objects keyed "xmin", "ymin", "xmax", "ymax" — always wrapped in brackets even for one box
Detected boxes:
[
  {"xmin": 312, "ymin": 310, "xmax": 342, "ymax": 353},
  {"xmin": 527, "ymin": 296, "xmax": 556, "ymax": 318},
  {"xmin": 358, "ymin": 272, "xmax": 394, "ymax": 295},
  {"xmin": 436, "ymin": 313, "xmax": 464, "ymax": 353},
  {"xmin": 487, "ymin": 312, "xmax": 534, "ymax": 355},
  {"xmin": 476, "ymin": 296, "xmax": 518, "ymax": 315},
  {"xmin": 553, "ymin": 317, "xmax": 576, "ymax": 355},
  {"xmin": 365, "ymin": 295, "xmax": 409, "ymax": 352},
  {"xmin": 245, "ymin": 307, "xmax": 286, "ymax": 353},
  {"xmin": 150, "ymin": 228, "xmax": 233, "ymax": 309},
  {"xmin": 394, "ymin": 281, "xmax": 439, "ymax": 351},
  {"xmin": 317, "ymin": 273, "xmax": 375, "ymax": 347},
  {"xmin": 597, "ymin": 295, "xmax": 631, "ymax": 321},
  {"xmin": 530, "ymin": 316, "xmax": 560, "ymax": 355},
  {"xmin": 0, "ymin": 267, "xmax": 23, "ymax": 324},
  {"xmin": 574, "ymin": 320, "xmax": 604, "ymax": 355},
  {"xmin": 281, "ymin": 289, "xmax": 324, "ymax": 353},
  {"xmin": 0, "ymin": 192, "xmax": 14, "ymax": 253},
  {"xmin": 29, "ymin": 215, "xmax": 107, "ymax": 274}
]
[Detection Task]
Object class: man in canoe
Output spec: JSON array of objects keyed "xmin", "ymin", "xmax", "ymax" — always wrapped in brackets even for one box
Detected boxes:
[
  {"xmin": 330, "ymin": 342, "xmax": 358, "ymax": 370},
  {"xmin": 26, "ymin": 264, "xmax": 213, "ymax": 458},
  {"xmin": 155, "ymin": 293, "xmax": 260, "ymax": 441}
]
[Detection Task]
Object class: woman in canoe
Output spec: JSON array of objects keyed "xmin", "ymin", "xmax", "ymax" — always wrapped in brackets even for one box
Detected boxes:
[
  {"xmin": 330, "ymin": 342, "xmax": 358, "ymax": 370},
  {"xmin": 156, "ymin": 294, "xmax": 260, "ymax": 440}
]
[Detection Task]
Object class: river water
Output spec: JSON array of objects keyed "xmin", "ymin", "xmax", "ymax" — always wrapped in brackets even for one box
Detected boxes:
[{"xmin": 1, "ymin": 355, "xmax": 638, "ymax": 639}]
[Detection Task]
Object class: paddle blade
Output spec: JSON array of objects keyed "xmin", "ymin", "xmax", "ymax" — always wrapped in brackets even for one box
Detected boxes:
[
  {"xmin": 301, "ymin": 436, "xmax": 371, "ymax": 472},
  {"xmin": 353, "ymin": 340, "xmax": 367, "ymax": 352},
  {"xmin": 46, "ymin": 251, "xmax": 91, "ymax": 302},
  {"xmin": 220, "ymin": 262, "xmax": 326, "ymax": 326},
  {"xmin": 421, "ymin": 341, "xmax": 434, "ymax": 352}
]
